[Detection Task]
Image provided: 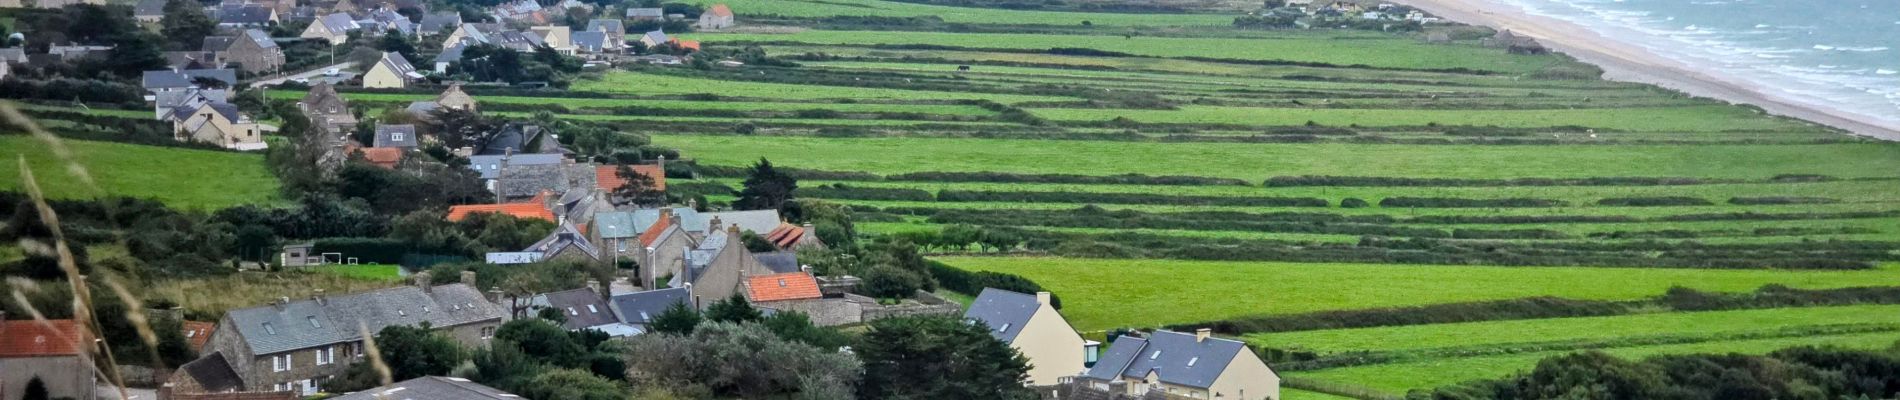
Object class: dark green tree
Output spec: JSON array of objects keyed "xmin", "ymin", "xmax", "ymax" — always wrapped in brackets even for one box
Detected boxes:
[
  {"xmin": 704, "ymin": 293, "xmax": 762, "ymax": 323},
  {"xmin": 740, "ymin": 230, "xmax": 777, "ymax": 253},
  {"xmin": 516, "ymin": 369, "xmax": 625, "ymax": 400},
  {"xmin": 375, "ymin": 324, "xmax": 466, "ymax": 381},
  {"xmin": 494, "ymin": 319, "xmax": 586, "ymax": 368},
  {"xmin": 855, "ymin": 316, "xmax": 1035, "ymax": 400},
  {"xmin": 860, "ymin": 266, "xmax": 923, "ymax": 299},
  {"xmin": 160, "ymin": 0, "xmax": 215, "ymax": 50},
  {"xmin": 609, "ymin": 164, "xmax": 666, "ymax": 208},
  {"xmin": 376, "ymin": 29, "xmax": 418, "ymax": 64},
  {"xmin": 648, "ymin": 301, "xmax": 701, "ymax": 335},
  {"xmin": 762, "ymin": 310, "xmax": 849, "ymax": 350},
  {"xmin": 535, "ymin": 306, "xmax": 568, "ymax": 324},
  {"xmin": 734, "ymin": 158, "xmax": 796, "ymax": 211}
]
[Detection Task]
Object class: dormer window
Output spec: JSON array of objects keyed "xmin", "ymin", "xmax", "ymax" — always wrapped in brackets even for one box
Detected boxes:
[
  {"xmin": 391, "ymin": 132, "xmax": 405, "ymax": 141},
  {"xmin": 587, "ymin": 305, "xmax": 598, "ymax": 313},
  {"xmin": 397, "ymin": 309, "xmax": 407, "ymax": 316},
  {"xmin": 568, "ymin": 307, "xmax": 578, "ymax": 316}
]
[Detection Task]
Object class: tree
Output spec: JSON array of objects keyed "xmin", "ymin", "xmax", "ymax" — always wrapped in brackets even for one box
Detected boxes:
[
  {"xmin": 609, "ymin": 164, "xmax": 666, "ymax": 208},
  {"xmin": 377, "ymin": 29, "xmax": 419, "ymax": 64},
  {"xmin": 535, "ymin": 306, "xmax": 568, "ymax": 324},
  {"xmin": 160, "ymin": 0, "xmax": 215, "ymax": 50},
  {"xmin": 762, "ymin": 311, "xmax": 849, "ymax": 350},
  {"xmin": 495, "ymin": 319, "xmax": 586, "ymax": 368},
  {"xmin": 740, "ymin": 230, "xmax": 777, "ymax": 253},
  {"xmin": 623, "ymin": 322, "xmax": 860, "ymax": 399},
  {"xmin": 517, "ymin": 369, "xmax": 625, "ymax": 400},
  {"xmin": 426, "ymin": 108, "xmax": 497, "ymax": 152},
  {"xmin": 648, "ymin": 301, "xmax": 701, "ymax": 335},
  {"xmin": 860, "ymin": 266, "xmax": 923, "ymax": 299},
  {"xmin": 855, "ymin": 316, "xmax": 1035, "ymax": 400},
  {"xmin": 734, "ymin": 158, "xmax": 796, "ymax": 211},
  {"xmin": 375, "ymin": 324, "xmax": 467, "ymax": 381},
  {"xmin": 22, "ymin": 377, "xmax": 47, "ymax": 400},
  {"xmin": 704, "ymin": 293, "xmax": 762, "ymax": 323}
]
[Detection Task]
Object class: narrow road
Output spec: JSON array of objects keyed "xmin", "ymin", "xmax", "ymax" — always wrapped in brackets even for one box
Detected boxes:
[{"xmin": 250, "ymin": 62, "xmax": 356, "ymax": 87}]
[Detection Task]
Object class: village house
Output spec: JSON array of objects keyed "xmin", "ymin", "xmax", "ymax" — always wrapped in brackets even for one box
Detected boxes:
[
  {"xmin": 152, "ymin": 88, "xmax": 227, "ymax": 121},
  {"xmin": 672, "ymin": 223, "xmax": 789, "ymax": 307},
  {"xmin": 202, "ymin": 29, "xmax": 285, "ymax": 74},
  {"xmin": 141, "ymin": 68, "xmax": 238, "ymax": 99},
  {"xmin": 446, "ymin": 197, "xmax": 557, "ymax": 223},
  {"xmin": 158, "ymin": 351, "xmax": 294, "ymax": 400},
  {"xmin": 331, "ymin": 376, "xmax": 523, "ymax": 400},
  {"xmin": 0, "ymin": 318, "xmax": 96, "ymax": 400},
  {"xmin": 605, "ymin": 287, "xmax": 689, "ymax": 334},
  {"xmin": 530, "ymin": 25, "xmax": 574, "ymax": 53},
  {"xmin": 431, "ymin": 44, "xmax": 466, "ymax": 74},
  {"xmin": 169, "ymin": 101, "xmax": 268, "ymax": 150},
  {"xmin": 301, "ymin": 13, "xmax": 361, "ymax": 45},
  {"xmin": 361, "ymin": 9, "xmax": 419, "ymax": 37},
  {"xmin": 965, "ymin": 289, "xmax": 1088, "ymax": 387},
  {"xmin": 637, "ymin": 29, "xmax": 669, "ymax": 49},
  {"xmin": 0, "ymin": 0, "xmax": 99, "ymax": 8},
  {"xmin": 352, "ymin": 146, "xmax": 403, "ymax": 169},
  {"xmin": 184, "ymin": 321, "xmax": 217, "ymax": 353},
  {"xmin": 372, "ymin": 123, "xmax": 418, "ymax": 149},
  {"xmin": 743, "ymin": 271, "xmax": 824, "ymax": 309},
  {"xmin": 441, "ymin": 23, "xmax": 502, "ymax": 49},
  {"xmin": 764, "ymin": 222, "xmax": 825, "ymax": 250},
  {"xmin": 217, "ymin": 4, "xmax": 279, "ymax": 28},
  {"xmin": 417, "ymin": 12, "xmax": 462, "ymax": 35},
  {"xmin": 696, "ymin": 3, "xmax": 733, "ymax": 30},
  {"xmin": 203, "ymin": 273, "xmax": 507, "ymax": 396},
  {"xmin": 1077, "ymin": 329, "xmax": 1280, "ymax": 400},
  {"xmin": 134, "ymin": 0, "xmax": 168, "ymax": 23},
  {"xmin": 491, "ymin": 0, "xmax": 544, "ymax": 23},
  {"xmin": 523, "ymin": 220, "xmax": 602, "ymax": 263},
  {"xmin": 407, "ymin": 83, "xmax": 478, "ymax": 114},
  {"xmin": 362, "ymin": 51, "xmax": 422, "ymax": 89},
  {"xmin": 529, "ymin": 285, "xmax": 632, "ymax": 334}
]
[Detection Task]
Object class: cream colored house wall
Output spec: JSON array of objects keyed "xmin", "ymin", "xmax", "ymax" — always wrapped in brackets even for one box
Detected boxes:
[
  {"xmin": 1208, "ymin": 350, "xmax": 1280, "ymax": 400},
  {"xmin": 299, "ymin": 23, "xmax": 345, "ymax": 45},
  {"xmin": 362, "ymin": 62, "xmax": 407, "ymax": 89},
  {"xmin": 1012, "ymin": 302, "xmax": 1087, "ymax": 386}
]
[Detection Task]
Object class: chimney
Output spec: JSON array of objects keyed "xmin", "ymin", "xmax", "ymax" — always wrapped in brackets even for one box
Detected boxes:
[
  {"xmin": 312, "ymin": 289, "xmax": 327, "ymax": 305},
  {"xmin": 585, "ymin": 279, "xmax": 601, "ymax": 295},
  {"xmin": 727, "ymin": 223, "xmax": 741, "ymax": 236},
  {"xmin": 461, "ymin": 270, "xmax": 478, "ymax": 287},
  {"xmin": 487, "ymin": 287, "xmax": 504, "ymax": 304},
  {"xmin": 1195, "ymin": 328, "xmax": 1211, "ymax": 343},
  {"xmin": 800, "ymin": 265, "xmax": 811, "ymax": 274},
  {"xmin": 656, "ymin": 155, "xmax": 666, "ymax": 177},
  {"xmin": 1035, "ymin": 291, "xmax": 1051, "ymax": 306},
  {"xmin": 414, "ymin": 271, "xmax": 433, "ymax": 293},
  {"xmin": 708, "ymin": 216, "xmax": 723, "ymax": 233},
  {"xmin": 658, "ymin": 207, "xmax": 672, "ymax": 221}
]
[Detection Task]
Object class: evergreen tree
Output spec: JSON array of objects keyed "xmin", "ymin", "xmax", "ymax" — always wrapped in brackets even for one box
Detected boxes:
[
  {"xmin": 704, "ymin": 293, "xmax": 762, "ymax": 323},
  {"xmin": 648, "ymin": 301, "xmax": 701, "ymax": 335},
  {"xmin": 855, "ymin": 316, "xmax": 1036, "ymax": 400},
  {"xmin": 734, "ymin": 158, "xmax": 796, "ymax": 211},
  {"xmin": 377, "ymin": 29, "xmax": 418, "ymax": 64},
  {"xmin": 609, "ymin": 164, "xmax": 666, "ymax": 208},
  {"xmin": 375, "ymin": 324, "xmax": 467, "ymax": 381},
  {"xmin": 160, "ymin": 0, "xmax": 215, "ymax": 50},
  {"xmin": 22, "ymin": 377, "xmax": 47, "ymax": 400}
]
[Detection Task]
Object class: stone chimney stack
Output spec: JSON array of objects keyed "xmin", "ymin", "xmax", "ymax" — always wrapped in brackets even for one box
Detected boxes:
[
  {"xmin": 585, "ymin": 279, "xmax": 601, "ymax": 295},
  {"xmin": 708, "ymin": 216, "xmax": 723, "ymax": 233},
  {"xmin": 1036, "ymin": 291, "xmax": 1051, "ymax": 306},
  {"xmin": 727, "ymin": 222, "xmax": 741, "ymax": 236},
  {"xmin": 461, "ymin": 271, "xmax": 478, "ymax": 287},
  {"xmin": 415, "ymin": 271, "xmax": 434, "ymax": 293},
  {"xmin": 487, "ymin": 287, "xmax": 504, "ymax": 304},
  {"xmin": 656, "ymin": 155, "xmax": 666, "ymax": 178},
  {"xmin": 1195, "ymin": 328, "xmax": 1211, "ymax": 343}
]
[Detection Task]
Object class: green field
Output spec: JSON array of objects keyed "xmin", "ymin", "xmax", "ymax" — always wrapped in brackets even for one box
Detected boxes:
[
  {"xmin": 315, "ymin": 264, "xmax": 405, "ymax": 281},
  {"xmin": 574, "ymin": 71, "xmax": 1073, "ymax": 103},
  {"xmin": 689, "ymin": 0, "xmax": 1234, "ymax": 26},
  {"xmin": 1249, "ymin": 305, "xmax": 1900, "ymax": 354},
  {"xmin": 938, "ymin": 257, "xmax": 1900, "ymax": 331},
  {"xmin": 1028, "ymin": 105, "xmax": 1808, "ymax": 131},
  {"xmin": 0, "ymin": 136, "xmax": 279, "ymax": 210}
]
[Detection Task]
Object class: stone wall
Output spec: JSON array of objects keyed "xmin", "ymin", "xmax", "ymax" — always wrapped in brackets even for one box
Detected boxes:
[{"xmin": 857, "ymin": 291, "xmax": 961, "ymax": 322}]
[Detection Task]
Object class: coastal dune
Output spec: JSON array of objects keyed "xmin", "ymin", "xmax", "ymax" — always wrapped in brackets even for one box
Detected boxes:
[{"xmin": 1390, "ymin": 0, "xmax": 1900, "ymax": 140}]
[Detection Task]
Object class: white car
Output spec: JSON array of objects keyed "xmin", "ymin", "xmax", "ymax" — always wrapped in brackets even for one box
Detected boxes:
[
  {"xmin": 290, "ymin": 78, "xmax": 310, "ymax": 84},
  {"xmin": 324, "ymin": 68, "xmax": 340, "ymax": 76}
]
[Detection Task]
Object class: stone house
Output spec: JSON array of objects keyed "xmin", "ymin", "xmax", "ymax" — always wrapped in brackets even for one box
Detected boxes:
[
  {"xmin": 203, "ymin": 29, "xmax": 285, "ymax": 74},
  {"xmin": 523, "ymin": 221, "xmax": 602, "ymax": 263},
  {"xmin": 529, "ymin": 25, "xmax": 573, "ymax": 53},
  {"xmin": 696, "ymin": 4, "xmax": 733, "ymax": 30},
  {"xmin": 202, "ymin": 273, "xmax": 506, "ymax": 395},
  {"xmin": 362, "ymin": 51, "xmax": 422, "ymax": 89},
  {"xmin": 1078, "ymin": 329, "xmax": 1280, "ymax": 400},
  {"xmin": 217, "ymin": 4, "xmax": 278, "ymax": 28},
  {"xmin": 372, "ymin": 124, "xmax": 417, "ymax": 149},
  {"xmin": 966, "ymin": 288, "xmax": 1088, "ymax": 386},
  {"xmin": 625, "ymin": 8, "xmax": 662, "ymax": 21},
  {"xmin": 157, "ymin": 351, "xmax": 295, "ymax": 400},
  {"xmin": 0, "ymin": 318, "xmax": 96, "ymax": 400}
]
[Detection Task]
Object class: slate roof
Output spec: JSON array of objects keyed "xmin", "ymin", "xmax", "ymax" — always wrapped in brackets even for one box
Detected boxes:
[
  {"xmin": 373, "ymin": 124, "xmax": 418, "ymax": 148},
  {"xmin": 203, "ymin": 36, "xmax": 238, "ymax": 52},
  {"xmin": 752, "ymin": 251, "xmax": 800, "ymax": 274},
  {"xmin": 365, "ymin": 10, "xmax": 416, "ymax": 35},
  {"xmin": 493, "ymin": 30, "xmax": 546, "ymax": 51},
  {"xmin": 314, "ymin": 13, "xmax": 360, "ymax": 34},
  {"xmin": 377, "ymin": 51, "xmax": 422, "ymax": 79},
  {"xmin": 572, "ymin": 31, "xmax": 607, "ymax": 52},
  {"xmin": 0, "ymin": 319, "xmax": 85, "ymax": 357},
  {"xmin": 525, "ymin": 221, "xmax": 600, "ymax": 260},
  {"xmin": 135, "ymin": 0, "xmax": 168, "ymax": 17},
  {"xmin": 624, "ymin": 208, "xmax": 782, "ymax": 236},
  {"xmin": 594, "ymin": 211, "xmax": 638, "ymax": 239},
  {"xmin": 0, "ymin": 48, "xmax": 26, "ymax": 63},
  {"xmin": 466, "ymin": 153, "xmax": 564, "ymax": 179},
  {"xmin": 625, "ymin": 8, "xmax": 662, "ymax": 18},
  {"xmin": 418, "ymin": 12, "xmax": 461, "ymax": 33},
  {"xmin": 171, "ymin": 102, "xmax": 243, "ymax": 124},
  {"xmin": 478, "ymin": 123, "xmax": 553, "ymax": 155},
  {"xmin": 243, "ymin": 29, "xmax": 280, "ymax": 49},
  {"xmin": 641, "ymin": 29, "xmax": 668, "ymax": 44},
  {"xmin": 179, "ymin": 352, "xmax": 245, "ymax": 392},
  {"xmin": 963, "ymin": 288, "xmax": 1043, "ymax": 343},
  {"xmin": 746, "ymin": 272, "xmax": 821, "ymax": 302},
  {"xmin": 143, "ymin": 68, "xmax": 238, "ymax": 90},
  {"xmin": 495, "ymin": 163, "xmax": 593, "ymax": 200},
  {"xmin": 223, "ymin": 284, "xmax": 504, "ymax": 355},
  {"xmin": 1081, "ymin": 330, "xmax": 1249, "ymax": 389},
  {"xmin": 431, "ymin": 45, "xmax": 467, "ymax": 68},
  {"xmin": 218, "ymin": 4, "xmax": 275, "ymax": 25},
  {"xmin": 446, "ymin": 202, "xmax": 555, "ymax": 222},
  {"xmin": 593, "ymin": 164, "xmax": 664, "ymax": 192},
  {"xmin": 584, "ymin": 19, "xmax": 623, "ymax": 35},
  {"xmin": 539, "ymin": 288, "xmax": 618, "ymax": 330},
  {"xmin": 332, "ymin": 376, "xmax": 521, "ymax": 400},
  {"xmin": 606, "ymin": 288, "xmax": 688, "ymax": 326}
]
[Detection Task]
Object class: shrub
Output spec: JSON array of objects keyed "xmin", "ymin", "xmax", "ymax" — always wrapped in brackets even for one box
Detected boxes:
[
  {"xmin": 1339, "ymin": 198, "xmax": 1369, "ymax": 208},
  {"xmin": 1378, "ymin": 197, "xmax": 1566, "ymax": 208},
  {"xmin": 797, "ymin": 184, "xmax": 934, "ymax": 202},
  {"xmin": 1728, "ymin": 196, "xmax": 1841, "ymax": 205},
  {"xmin": 861, "ymin": 266, "xmax": 926, "ymax": 299},
  {"xmin": 935, "ymin": 190, "xmax": 1327, "ymax": 207},
  {"xmin": 1596, "ymin": 196, "xmax": 1713, "ymax": 207}
]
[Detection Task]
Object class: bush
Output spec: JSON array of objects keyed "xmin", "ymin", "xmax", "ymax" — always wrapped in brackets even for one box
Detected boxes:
[
  {"xmin": 861, "ymin": 266, "xmax": 925, "ymax": 299},
  {"xmin": 1264, "ymin": 175, "xmax": 1716, "ymax": 187},
  {"xmin": 889, "ymin": 171, "xmax": 1249, "ymax": 186},
  {"xmin": 1596, "ymin": 196, "xmax": 1713, "ymax": 207},
  {"xmin": 1339, "ymin": 198, "xmax": 1369, "ymax": 208},
  {"xmin": 1728, "ymin": 196, "xmax": 1841, "ymax": 205},
  {"xmin": 1378, "ymin": 197, "xmax": 1566, "ymax": 208},
  {"xmin": 929, "ymin": 260, "xmax": 1061, "ymax": 308}
]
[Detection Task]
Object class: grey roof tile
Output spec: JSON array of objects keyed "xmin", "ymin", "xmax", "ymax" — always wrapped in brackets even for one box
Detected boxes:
[
  {"xmin": 224, "ymin": 284, "xmax": 504, "ymax": 355},
  {"xmin": 752, "ymin": 251, "xmax": 800, "ymax": 274},
  {"xmin": 539, "ymin": 288, "xmax": 618, "ymax": 330},
  {"xmin": 1081, "ymin": 330, "xmax": 1246, "ymax": 389},
  {"xmin": 964, "ymin": 288, "xmax": 1040, "ymax": 343},
  {"xmin": 373, "ymin": 124, "xmax": 418, "ymax": 148},
  {"xmin": 332, "ymin": 376, "xmax": 520, "ymax": 400},
  {"xmin": 181, "ymin": 351, "xmax": 246, "ymax": 392},
  {"xmin": 606, "ymin": 287, "xmax": 688, "ymax": 326}
]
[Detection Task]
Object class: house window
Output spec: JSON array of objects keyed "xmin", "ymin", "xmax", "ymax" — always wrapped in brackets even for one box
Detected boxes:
[
  {"xmin": 1187, "ymin": 357, "xmax": 1198, "ymax": 367},
  {"xmin": 568, "ymin": 307, "xmax": 578, "ymax": 316},
  {"xmin": 480, "ymin": 326, "xmax": 495, "ymax": 339},
  {"xmin": 391, "ymin": 132, "xmax": 405, "ymax": 142},
  {"xmin": 1150, "ymin": 350, "xmax": 1162, "ymax": 360},
  {"xmin": 272, "ymin": 354, "xmax": 290, "ymax": 372},
  {"xmin": 316, "ymin": 347, "xmax": 334, "ymax": 365},
  {"xmin": 586, "ymin": 305, "xmax": 598, "ymax": 313}
]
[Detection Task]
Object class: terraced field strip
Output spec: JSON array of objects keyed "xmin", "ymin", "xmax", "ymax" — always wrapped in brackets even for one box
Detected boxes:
[
  {"xmin": 1286, "ymin": 331, "xmax": 1900, "ymax": 394},
  {"xmin": 487, "ymin": 112, "xmax": 1018, "ymax": 127},
  {"xmin": 804, "ymin": 197, "xmax": 1900, "ymax": 219},
  {"xmin": 1029, "ymin": 105, "xmax": 1815, "ymax": 132},
  {"xmin": 690, "ymin": 30, "xmax": 1563, "ymax": 73},
  {"xmin": 268, "ymin": 90, "xmax": 999, "ymax": 116},
  {"xmin": 800, "ymin": 61, "xmax": 1659, "ymax": 98},
  {"xmin": 573, "ymin": 71, "xmax": 1075, "ymax": 103},
  {"xmin": 659, "ymin": 136, "xmax": 1900, "ymax": 179},
  {"xmin": 692, "ymin": 0, "xmax": 1234, "ymax": 26},
  {"xmin": 12, "ymin": 103, "xmax": 153, "ymax": 119},
  {"xmin": 776, "ymin": 179, "xmax": 1900, "ymax": 206},
  {"xmin": 1248, "ymin": 304, "xmax": 1900, "ymax": 354},
  {"xmin": 938, "ymin": 256, "xmax": 1900, "ymax": 331},
  {"xmin": 0, "ymin": 136, "xmax": 279, "ymax": 210}
]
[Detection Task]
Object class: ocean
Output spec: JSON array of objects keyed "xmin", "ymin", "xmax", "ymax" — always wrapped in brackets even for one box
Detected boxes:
[{"xmin": 1499, "ymin": 0, "xmax": 1900, "ymax": 127}]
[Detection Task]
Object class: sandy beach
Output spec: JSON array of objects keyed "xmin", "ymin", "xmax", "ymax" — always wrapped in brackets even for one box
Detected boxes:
[{"xmin": 1389, "ymin": 0, "xmax": 1900, "ymax": 140}]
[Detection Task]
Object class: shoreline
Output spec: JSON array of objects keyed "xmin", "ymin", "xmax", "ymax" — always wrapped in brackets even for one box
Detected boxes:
[{"xmin": 1387, "ymin": 0, "xmax": 1900, "ymax": 141}]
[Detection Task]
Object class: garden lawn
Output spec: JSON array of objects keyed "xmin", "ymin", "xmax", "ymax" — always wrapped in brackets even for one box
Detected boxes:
[
  {"xmin": 1248, "ymin": 304, "xmax": 1900, "ymax": 354},
  {"xmin": 573, "ymin": 71, "xmax": 1072, "ymax": 103},
  {"xmin": 1282, "ymin": 389, "xmax": 1356, "ymax": 400},
  {"xmin": 690, "ymin": 30, "xmax": 1561, "ymax": 73},
  {"xmin": 0, "ymin": 136, "xmax": 278, "ymax": 210},
  {"xmin": 937, "ymin": 256, "xmax": 1900, "ymax": 331},
  {"xmin": 315, "ymin": 264, "xmax": 404, "ymax": 281},
  {"xmin": 1029, "ymin": 105, "xmax": 1811, "ymax": 132},
  {"xmin": 1287, "ymin": 331, "xmax": 1900, "ymax": 394},
  {"xmin": 657, "ymin": 136, "xmax": 1900, "ymax": 180},
  {"xmin": 685, "ymin": 0, "xmax": 1232, "ymax": 26}
]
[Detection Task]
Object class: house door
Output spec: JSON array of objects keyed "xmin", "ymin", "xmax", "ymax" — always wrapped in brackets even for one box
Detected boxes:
[{"xmin": 298, "ymin": 379, "xmax": 317, "ymax": 396}]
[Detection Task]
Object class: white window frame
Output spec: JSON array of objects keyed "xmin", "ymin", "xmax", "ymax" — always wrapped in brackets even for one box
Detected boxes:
[
  {"xmin": 316, "ymin": 346, "xmax": 334, "ymax": 365},
  {"xmin": 391, "ymin": 132, "xmax": 405, "ymax": 142},
  {"xmin": 272, "ymin": 354, "xmax": 289, "ymax": 372}
]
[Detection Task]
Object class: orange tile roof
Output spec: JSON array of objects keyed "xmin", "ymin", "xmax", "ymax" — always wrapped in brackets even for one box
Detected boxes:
[
  {"xmin": 766, "ymin": 223, "xmax": 803, "ymax": 248},
  {"xmin": 678, "ymin": 40, "xmax": 700, "ymax": 51},
  {"xmin": 746, "ymin": 272, "xmax": 821, "ymax": 302},
  {"xmin": 637, "ymin": 216, "xmax": 673, "ymax": 247},
  {"xmin": 594, "ymin": 164, "xmax": 666, "ymax": 192},
  {"xmin": 706, "ymin": 3, "xmax": 732, "ymax": 17},
  {"xmin": 0, "ymin": 319, "xmax": 87, "ymax": 358},
  {"xmin": 182, "ymin": 321, "xmax": 215, "ymax": 352},
  {"xmin": 358, "ymin": 147, "xmax": 402, "ymax": 169},
  {"xmin": 446, "ymin": 203, "xmax": 556, "ymax": 222}
]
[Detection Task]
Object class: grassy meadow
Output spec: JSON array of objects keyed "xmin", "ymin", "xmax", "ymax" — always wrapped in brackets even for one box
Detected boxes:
[{"xmin": 0, "ymin": 136, "xmax": 279, "ymax": 210}]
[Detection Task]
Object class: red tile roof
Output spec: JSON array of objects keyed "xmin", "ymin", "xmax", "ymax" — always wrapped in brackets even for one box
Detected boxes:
[
  {"xmin": 0, "ymin": 319, "xmax": 87, "ymax": 358},
  {"xmin": 446, "ymin": 203, "xmax": 555, "ymax": 222},
  {"xmin": 182, "ymin": 321, "xmax": 215, "ymax": 352},
  {"xmin": 358, "ymin": 147, "xmax": 402, "ymax": 169},
  {"xmin": 745, "ymin": 272, "xmax": 821, "ymax": 302},
  {"xmin": 676, "ymin": 39, "xmax": 700, "ymax": 52},
  {"xmin": 637, "ymin": 216, "xmax": 673, "ymax": 247},
  {"xmin": 766, "ymin": 223, "xmax": 804, "ymax": 248},
  {"xmin": 594, "ymin": 164, "xmax": 666, "ymax": 192},
  {"xmin": 706, "ymin": 4, "xmax": 732, "ymax": 17}
]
